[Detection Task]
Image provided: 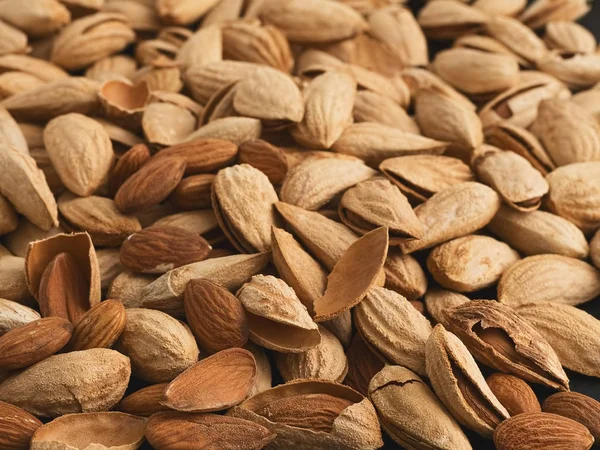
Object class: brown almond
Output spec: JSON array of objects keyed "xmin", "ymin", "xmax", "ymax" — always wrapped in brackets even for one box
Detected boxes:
[
  {"xmin": 117, "ymin": 383, "xmax": 170, "ymax": 417},
  {"xmin": 543, "ymin": 392, "xmax": 600, "ymax": 442},
  {"xmin": 486, "ymin": 373, "xmax": 541, "ymax": 416},
  {"xmin": 238, "ymin": 139, "xmax": 288, "ymax": 185},
  {"xmin": 0, "ymin": 400, "xmax": 42, "ymax": 450},
  {"xmin": 163, "ymin": 348, "xmax": 256, "ymax": 413},
  {"xmin": 109, "ymin": 143, "xmax": 151, "ymax": 196},
  {"xmin": 170, "ymin": 174, "xmax": 215, "ymax": 210},
  {"xmin": 154, "ymin": 138, "xmax": 238, "ymax": 175},
  {"xmin": 69, "ymin": 299, "xmax": 126, "ymax": 351},
  {"xmin": 184, "ymin": 279, "xmax": 248, "ymax": 353}
]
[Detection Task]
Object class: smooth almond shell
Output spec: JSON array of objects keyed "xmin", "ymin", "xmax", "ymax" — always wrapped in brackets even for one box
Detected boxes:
[
  {"xmin": 163, "ymin": 348, "xmax": 256, "ymax": 412},
  {"xmin": 314, "ymin": 227, "xmax": 388, "ymax": 322},
  {"xmin": 69, "ymin": 299, "xmax": 126, "ymax": 351},
  {"xmin": 0, "ymin": 348, "xmax": 130, "ymax": 418},
  {"xmin": 31, "ymin": 412, "xmax": 146, "ymax": 450}
]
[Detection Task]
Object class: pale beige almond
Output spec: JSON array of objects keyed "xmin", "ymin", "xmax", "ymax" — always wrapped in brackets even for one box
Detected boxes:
[
  {"xmin": 275, "ymin": 201, "xmax": 359, "ymax": 271},
  {"xmin": 517, "ymin": 302, "xmax": 600, "ymax": 378},
  {"xmin": 96, "ymin": 248, "xmax": 124, "ymax": 291},
  {"xmin": 142, "ymin": 102, "xmax": 197, "ymax": 147},
  {"xmin": 379, "ymin": 154, "xmax": 475, "ymax": 203},
  {"xmin": 176, "ymin": 24, "xmax": 221, "ymax": 69},
  {"xmin": 0, "ymin": 0, "xmax": 70, "ymax": 37},
  {"xmin": 537, "ymin": 51, "xmax": 600, "ymax": 90},
  {"xmin": 426, "ymin": 324, "xmax": 510, "ymax": 438},
  {"xmin": 245, "ymin": 341, "xmax": 273, "ymax": 398},
  {"xmin": 44, "ymin": 113, "xmax": 114, "ymax": 197},
  {"xmin": 331, "ymin": 122, "xmax": 447, "ymax": 167},
  {"xmin": 353, "ymin": 90, "xmax": 420, "ymax": 134},
  {"xmin": 152, "ymin": 210, "xmax": 219, "ymax": 237},
  {"xmin": 0, "ymin": 298, "xmax": 40, "ymax": 336},
  {"xmin": 0, "ymin": 144, "xmax": 58, "ymax": 231},
  {"xmin": 107, "ymin": 271, "xmax": 155, "ymax": 309},
  {"xmin": 417, "ymin": 0, "xmax": 489, "ymax": 40},
  {"xmin": 454, "ymin": 34, "xmax": 527, "ymax": 66},
  {"xmin": 280, "ymin": 157, "xmax": 377, "ymax": 211},
  {"xmin": 0, "ymin": 248, "xmax": 32, "ymax": 305},
  {"xmin": 499, "ymin": 254, "xmax": 600, "ymax": 307},
  {"xmin": 592, "ymin": 229, "xmax": 600, "ymax": 269},
  {"xmin": 545, "ymin": 21, "xmax": 596, "ymax": 54},
  {"xmin": 520, "ymin": 0, "xmax": 590, "ymax": 29},
  {"xmin": 237, "ymin": 275, "xmax": 321, "ymax": 353},
  {"xmin": 427, "ymin": 235, "xmax": 520, "ymax": 293},
  {"xmin": 486, "ymin": 16, "xmax": 548, "ymax": 65},
  {"xmin": 0, "ymin": 54, "xmax": 68, "ymax": 82},
  {"xmin": 399, "ymin": 182, "xmax": 502, "ymax": 254},
  {"xmin": 368, "ymin": 365, "xmax": 471, "ymax": 450},
  {"xmin": 156, "ymin": 0, "xmax": 220, "ymax": 25},
  {"xmin": 0, "ymin": 19, "xmax": 28, "ymax": 56},
  {"xmin": 291, "ymin": 70, "xmax": 356, "ymax": 149},
  {"xmin": 488, "ymin": 205, "xmax": 589, "ymax": 259},
  {"xmin": 115, "ymin": 308, "xmax": 198, "ymax": 383},
  {"xmin": 85, "ymin": 55, "xmax": 138, "ymax": 83},
  {"xmin": 473, "ymin": 145, "xmax": 549, "ymax": 211},
  {"xmin": 402, "ymin": 67, "xmax": 474, "ymax": 111},
  {"xmin": 384, "ymin": 249, "xmax": 427, "ymax": 301},
  {"xmin": 355, "ymin": 287, "xmax": 433, "ymax": 375},
  {"xmin": 0, "ymin": 107, "xmax": 27, "ymax": 154},
  {"xmin": 186, "ymin": 117, "xmax": 262, "ymax": 146},
  {"xmin": 424, "ymin": 288, "xmax": 469, "ymax": 327},
  {"xmin": 103, "ymin": 0, "xmax": 161, "ymax": 32},
  {"xmin": 141, "ymin": 253, "xmax": 270, "ymax": 313},
  {"xmin": 0, "ymin": 195, "xmax": 17, "ymax": 236},
  {"xmin": 545, "ymin": 161, "xmax": 600, "ymax": 233},
  {"xmin": 572, "ymin": 87, "xmax": 600, "ymax": 124}
]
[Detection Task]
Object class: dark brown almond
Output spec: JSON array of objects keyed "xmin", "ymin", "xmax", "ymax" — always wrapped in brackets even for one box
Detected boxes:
[
  {"xmin": 543, "ymin": 392, "xmax": 600, "ymax": 441},
  {"xmin": 117, "ymin": 383, "xmax": 170, "ymax": 417},
  {"xmin": 109, "ymin": 143, "xmax": 152, "ymax": 196},
  {"xmin": 38, "ymin": 252, "xmax": 90, "ymax": 323},
  {"xmin": 0, "ymin": 317, "xmax": 72, "ymax": 370},
  {"xmin": 494, "ymin": 412, "xmax": 594, "ymax": 450},
  {"xmin": 120, "ymin": 225, "xmax": 211, "ymax": 274},
  {"xmin": 486, "ymin": 373, "xmax": 541, "ymax": 416},
  {"xmin": 238, "ymin": 139, "xmax": 288, "ymax": 185},
  {"xmin": 0, "ymin": 400, "xmax": 42, "ymax": 450},
  {"xmin": 115, "ymin": 157, "xmax": 186, "ymax": 213},
  {"xmin": 154, "ymin": 138, "xmax": 238, "ymax": 175},
  {"xmin": 345, "ymin": 333, "xmax": 385, "ymax": 396},
  {"xmin": 145, "ymin": 411, "xmax": 275, "ymax": 450},
  {"xmin": 170, "ymin": 174, "xmax": 215, "ymax": 210},
  {"xmin": 163, "ymin": 348, "xmax": 257, "ymax": 413},
  {"xmin": 184, "ymin": 279, "xmax": 248, "ymax": 354},
  {"xmin": 69, "ymin": 300, "xmax": 126, "ymax": 351}
]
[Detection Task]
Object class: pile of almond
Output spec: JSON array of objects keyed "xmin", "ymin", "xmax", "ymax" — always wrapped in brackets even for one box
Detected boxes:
[{"xmin": 0, "ymin": 0, "xmax": 600, "ymax": 449}]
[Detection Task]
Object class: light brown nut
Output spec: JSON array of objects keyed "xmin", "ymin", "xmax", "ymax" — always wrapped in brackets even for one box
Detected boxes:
[
  {"xmin": 154, "ymin": 138, "xmax": 238, "ymax": 175},
  {"xmin": 543, "ymin": 392, "xmax": 600, "ymax": 442},
  {"xmin": 345, "ymin": 333, "xmax": 385, "ymax": 397},
  {"xmin": 0, "ymin": 348, "xmax": 130, "ymax": 418},
  {"xmin": 117, "ymin": 383, "xmax": 169, "ymax": 417},
  {"xmin": 0, "ymin": 400, "xmax": 42, "ymax": 450},
  {"xmin": 237, "ymin": 140, "xmax": 288, "ymax": 186},
  {"xmin": 545, "ymin": 21, "xmax": 597, "ymax": 54},
  {"xmin": 418, "ymin": 0, "xmax": 489, "ymax": 40},
  {"xmin": 0, "ymin": 0, "xmax": 70, "ymax": 37},
  {"xmin": 163, "ymin": 348, "xmax": 256, "ymax": 412},
  {"xmin": 384, "ymin": 249, "xmax": 427, "ymax": 301},
  {"xmin": 68, "ymin": 299, "xmax": 126, "ymax": 351},
  {"xmin": 0, "ymin": 298, "xmax": 40, "ymax": 337},
  {"xmin": 486, "ymin": 373, "xmax": 541, "ymax": 416},
  {"xmin": 424, "ymin": 288, "xmax": 469, "ymax": 327},
  {"xmin": 485, "ymin": 16, "xmax": 548, "ymax": 65},
  {"xmin": 156, "ymin": 0, "xmax": 220, "ymax": 25}
]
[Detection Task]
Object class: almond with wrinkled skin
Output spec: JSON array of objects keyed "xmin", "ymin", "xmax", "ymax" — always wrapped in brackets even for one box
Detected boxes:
[
  {"xmin": 163, "ymin": 348, "xmax": 256, "ymax": 412},
  {"xmin": 545, "ymin": 161, "xmax": 600, "ymax": 234},
  {"xmin": 517, "ymin": 302, "xmax": 600, "ymax": 378},
  {"xmin": 0, "ymin": 144, "xmax": 58, "ymax": 231},
  {"xmin": 115, "ymin": 156, "xmax": 186, "ymax": 214},
  {"xmin": 486, "ymin": 373, "xmax": 541, "ymax": 416},
  {"xmin": 291, "ymin": 70, "xmax": 356, "ymax": 149},
  {"xmin": 446, "ymin": 300, "xmax": 569, "ymax": 390},
  {"xmin": 145, "ymin": 411, "xmax": 275, "ymax": 450},
  {"xmin": 332, "ymin": 122, "xmax": 448, "ymax": 167},
  {"xmin": 170, "ymin": 174, "xmax": 214, "ymax": 210},
  {"xmin": 43, "ymin": 113, "xmax": 114, "ymax": 197},
  {"xmin": 276, "ymin": 325, "xmax": 347, "ymax": 383},
  {"xmin": 339, "ymin": 179, "xmax": 424, "ymax": 244},
  {"xmin": 494, "ymin": 413, "xmax": 594, "ymax": 450},
  {"xmin": 117, "ymin": 383, "xmax": 169, "ymax": 417},
  {"xmin": 543, "ymin": 392, "xmax": 600, "ymax": 441},
  {"xmin": 120, "ymin": 226, "xmax": 211, "ymax": 274},
  {"xmin": 31, "ymin": 412, "xmax": 146, "ymax": 450},
  {"xmin": 369, "ymin": 365, "xmax": 472, "ymax": 450},
  {"xmin": 498, "ymin": 254, "xmax": 600, "ymax": 307},
  {"xmin": 399, "ymin": 182, "xmax": 502, "ymax": 254},
  {"xmin": 280, "ymin": 157, "xmax": 377, "ymax": 211},
  {"xmin": 0, "ymin": 299, "xmax": 40, "ymax": 337},
  {"xmin": 155, "ymin": 138, "xmax": 238, "ymax": 175},
  {"xmin": 384, "ymin": 250, "xmax": 428, "ymax": 300},
  {"xmin": 275, "ymin": 202, "xmax": 359, "ymax": 271},
  {"xmin": 184, "ymin": 279, "xmax": 248, "ymax": 354},
  {"xmin": 355, "ymin": 287, "xmax": 432, "ymax": 375},
  {"xmin": 353, "ymin": 90, "xmax": 420, "ymax": 134},
  {"xmin": 314, "ymin": 227, "xmax": 388, "ymax": 322},
  {"xmin": 426, "ymin": 325, "xmax": 510, "ymax": 438},
  {"xmin": 237, "ymin": 275, "xmax": 321, "ymax": 353},
  {"xmin": 0, "ymin": 348, "xmax": 130, "ymax": 418},
  {"xmin": 68, "ymin": 299, "xmax": 126, "ymax": 351},
  {"xmin": 0, "ymin": 317, "xmax": 71, "ymax": 370},
  {"xmin": 238, "ymin": 140, "xmax": 288, "ymax": 185},
  {"xmin": 427, "ymin": 235, "xmax": 520, "ymax": 293},
  {"xmin": 259, "ymin": 0, "xmax": 368, "ymax": 44},
  {"xmin": 212, "ymin": 164, "xmax": 280, "ymax": 253},
  {"xmin": 116, "ymin": 308, "xmax": 199, "ymax": 383},
  {"xmin": 0, "ymin": 400, "xmax": 42, "ymax": 450},
  {"xmin": 488, "ymin": 205, "xmax": 589, "ymax": 259},
  {"xmin": 142, "ymin": 253, "xmax": 270, "ymax": 314},
  {"xmin": 424, "ymin": 288, "xmax": 469, "ymax": 327},
  {"xmin": 230, "ymin": 379, "xmax": 383, "ymax": 450},
  {"xmin": 58, "ymin": 193, "xmax": 141, "ymax": 247},
  {"xmin": 51, "ymin": 13, "xmax": 135, "ymax": 71},
  {"xmin": 380, "ymin": 154, "xmax": 475, "ymax": 203}
]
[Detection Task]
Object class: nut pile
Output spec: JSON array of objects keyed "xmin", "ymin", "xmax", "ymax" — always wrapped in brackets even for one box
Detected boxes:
[{"xmin": 0, "ymin": 0, "xmax": 600, "ymax": 449}]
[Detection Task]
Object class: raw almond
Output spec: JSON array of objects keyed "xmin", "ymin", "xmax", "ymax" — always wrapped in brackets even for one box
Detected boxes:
[
  {"xmin": 69, "ymin": 299, "xmax": 126, "ymax": 351},
  {"xmin": 543, "ymin": 392, "xmax": 600, "ymax": 442},
  {"xmin": 486, "ymin": 373, "xmax": 542, "ymax": 416},
  {"xmin": 117, "ymin": 383, "xmax": 169, "ymax": 417},
  {"xmin": 0, "ymin": 400, "xmax": 42, "ymax": 450}
]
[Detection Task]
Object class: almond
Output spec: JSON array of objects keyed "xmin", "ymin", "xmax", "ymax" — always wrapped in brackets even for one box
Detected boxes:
[
  {"xmin": 0, "ymin": 400, "xmax": 42, "ymax": 450},
  {"xmin": 120, "ymin": 225, "xmax": 211, "ymax": 274},
  {"xmin": 163, "ymin": 348, "xmax": 256, "ymax": 412},
  {"xmin": 108, "ymin": 143, "xmax": 151, "ymax": 196},
  {"xmin": 68, "ymin": 299, "xmax": 126, "ymax": 351},
  {"xmin": 0, "ymin": 298, "xmax": 41, "ymax": 337},
  {"xmin": 238, "ymin": 139, "xmax": 288, "ymax": 185},
  {"xmin": 115, "ymin": 156, "xmax": 186, "ymax": 213},
  {"xmin": 170, "ymin": 174, "xmax": 215, "ymax": 210},
  {"xmin": 117, "ymin": 383, "xmax": 169, "ymax": 417},
  {"xmin": 184, "ymin": 279, "xmax": 248, "ymax": 353},
  {"xmin": 155, "ymin": 137, "xmax": 238, "ymax": 175},
  {"xmin": 543, "ymin": 392, "xmax": 600, "ymax": 442},
  {"xmin": 486, "ymin": 373, "xmax": 541, "ymax": 416}
]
